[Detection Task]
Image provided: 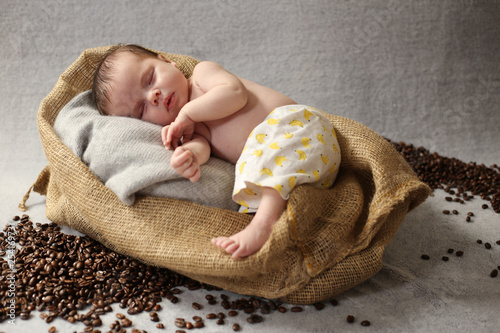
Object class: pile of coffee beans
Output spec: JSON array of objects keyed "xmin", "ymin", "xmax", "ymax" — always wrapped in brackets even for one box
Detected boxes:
[
  {"xmin": 389, "ymin": 141, "xmax": 500, "ymax": 278},
  {"xmin": 0, "ymin": 214, "xmax": 371, "ymax": 332},
  {"xmin": 390, "ymin": 141, "xmax": 500, "ymax": 214}
]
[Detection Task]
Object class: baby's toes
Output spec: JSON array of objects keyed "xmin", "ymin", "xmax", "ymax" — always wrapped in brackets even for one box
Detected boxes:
[{"xmin": 225, "ymin": 242, "xmax": 240, "ymax": 254}]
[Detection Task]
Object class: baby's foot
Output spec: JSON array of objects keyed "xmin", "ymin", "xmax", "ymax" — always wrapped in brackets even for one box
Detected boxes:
[{"xmin": 211, "ymin": 222, "xmax": 272, "ymax": 259}]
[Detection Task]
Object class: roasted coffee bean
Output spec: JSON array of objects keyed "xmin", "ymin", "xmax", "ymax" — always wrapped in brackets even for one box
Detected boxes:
[
  {"xmin": 491, "ymin": 269, "xmax": 498, "ymax": 278},
  {"xmin": 185, "ymin": 321, "xmax": 193, "ymax": 329},
  {"xmin": 156, "ymin": 323, "xmax": 165, "ymax": 329},
  {"xmin": 442, "ymin": 256, "xmax": 449, "ymax": 262},
  {"xmin": 216, "ymin": 318, "xmax": 224, "ymax": 325},
  {"xmin": 442, "ymin": 210, "xmax": 450, "ymax": 215},
  {"xmin": 482, "ymin": 204, "xmax": 488, "ymax": 209},
  {"xmin": 485, "ymin": 243, "xmax": 492, "ymax": 249},
  {"xmin": 466, "ymin": 216, "xmax": 471, "ymax": 222},
  {"xmin": 192, "ymin": 302, "xmax": 202, "ymax": 310},
  {"xmin": 121, "ymin": 318, "xmax": 132, "ymax": 327},
  {"xmin": 291, "ymin": 306, "xmax": 303, "ymax": 312},
  {"xmin": 228, "ymin": 310, "xmax": 238, "ymax": 316},
  {"xmin": 48, "ymin": 326, "xmax": 56, "ymax": 333},
  {"xmin": 447, "ymin": 248, "xmax": 454, "ymax": 254},
  {"xmin": 452, "ymin": 210, "xmax": 459, "ymax": 215},
  {"xmin": 175, "ymin": 331, "xmax": 186, "ymax": 333},
  {"xmin": 277, "ymin": 306, "xmax": 287, "ymax": 313},
  {"xmin": 445, "ymin": 196, "xmax": 452, "ymax": 201},
  {"xmin": 233, "ymin": 323, "xmax": 241, "ymax": 331},
  {"xmin": 192, "ymin": 315, "xmax": 202, "ymax": 322},
  {"xmin": 116, "ymin": 313, "xmax": 126, "ymax": 319},
  {"xmin": 330, "ymin": 298, "xmax": 339, "ymax": 306},
  {"xmin": 496, "ymin": 240, "xmax": 500, "ymax": 245},
  {"xmin": 175, "ymin": 318, "xmax": 186, "ymax": 328},
  {"xmin": 421, "ymin": 254, "xmax": 430, "ymax": 260},
  {"xmin": 467, "ymin": 212, "xmax": 474, "ymax": 216},
  {"xmin": 477, "ymin": 239, "xmax": 483, "ymax": 244},
  {"xmin": 361, "ymin": 320, "xmax": 371, "ymax": 326},
  {"xmin": 314, "ymin": 302, "xmax": 325, "ymax": 310},
  {"xmin": 217, "ymin": 312, "xmax": 226, "ymax": 319},
  {"xmin": 206, "ymin": 313, "xmax": 217, "ymax": 319},
  {"xmin": 456, "ymin": 251, "xmax": 464, "ymax": 257},
  {"xmin": 193, "ymin": 321, "xmax": 205, "ymax": 328},
  {"xmin": 347, "ymin": 315, "xmax": 355, "ymax": 323},
  {"xmin": 247, "ymin": 314, "xmax": 263, "ymax": 323}
]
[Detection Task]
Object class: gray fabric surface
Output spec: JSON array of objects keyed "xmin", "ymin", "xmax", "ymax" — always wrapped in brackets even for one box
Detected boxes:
[
  {"xmin": 1, "ymin": 1, "xmax": 499, "ymax": 332},
  {"xmin": 53, "ymin": 90, "xmax": 238, "ymax": 210}
]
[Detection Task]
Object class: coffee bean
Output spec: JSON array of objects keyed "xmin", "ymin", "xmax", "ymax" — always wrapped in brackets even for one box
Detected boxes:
[
  {"xmin": 314, "ymin": 302, "xmax": 325, "ymax": 310},
  {"xmin": 361, "ymin": 320, "xmax": 371, "ymax": 326},
  {"xmin": 121, "ymin": 318, "xmax": 132, "ymax": 327},
  {"xmin": 442, "ymin": 256, "xmax": 449, "ymax": 262},
  {"xmin": 278, "ymin": 306, "xmax": 287, "ymax": 313},
  {"xmin": 421, "ymin": 254, "xmax": 430, "ymax": 260},
  {"xmin": 193, "ymin": 321, "xmax": 205, "ymax": 328},
  {"xmin": 233, "ymin": 323, "xmax": 241, "ymax": 331},
  {"xmin": 185, "ymin": 321, "xmax": 193, "ymax": 329},
  {"xmin": 228, "ymin": 310, "xmax": 238, "ymax": 316},
  {"xmin": 175, "ymin": 318, "xmax": 186, "ymax": 328},
  {"xmin": 445, "ymin": 196, "xmax": 452, "ymax": 201},
  {"xmin": 247, "ymin": 314, "xmax": 263, "ymax": 323},
  {"xmin": 491, "ymin": 269, "xmax": 498, "ymax": 278},
  {"xmin": 442, "ymin": 210, "xmax": 450, "ymax": 215},
  {"xmin": 347, "ymin": 315, "xmax": 355, "ymax": 323},
  {"xmin": 482, "ymin": 204, "xmax": 488, "ymax": 209},
  {"xmin": 497, "ymin": 240, "xmax": 500, "ymax": 245},
  {"xmin": 216, "ymin": 318, "xmax": 224, "ymax": 325},
  {"xmin": 206, "ymin": 313, "xmax": 216, "ymax": 319},
  {"xmin": 456, "ymin": 251, "xmax": 464, "ymax": 257},
  {"xmin": 466, "ymin": 216, "xmax": 471, "ymax": 222},
  {"xmin": 477, "ymin": 239, "xmax": 483, "ymax": 244},
  {"xmin": 156, "ymin": 323, "xmax": 165, "ymax": 329},
  {"xmin": 485, "ymin": 243, "xmax": 492, "ymax": 249},
  {"xmin": 48, "ymin": 326, "xmax": 56, "ymax": 333},
  {"xmin": 192, "ymin": 315, "xmax": 202, "ymax": 322},
  {"xmin": 330, "ymin": 298, "xmax": 339, "ymax": 306},
  {"xmin": 447, "ymin": 248, "xmax": 454, "ymax": 254}
]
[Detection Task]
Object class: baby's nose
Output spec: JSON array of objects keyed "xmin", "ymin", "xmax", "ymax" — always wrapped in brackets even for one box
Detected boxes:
[{"xmin": 150, "ymin": 90, "xmax": 161, "ymax": 105}]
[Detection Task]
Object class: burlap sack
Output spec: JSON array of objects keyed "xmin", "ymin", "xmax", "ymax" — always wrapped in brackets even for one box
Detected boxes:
[{"xmin": 26, "ymin": 46, "xmax": 431, "ymax": 304}]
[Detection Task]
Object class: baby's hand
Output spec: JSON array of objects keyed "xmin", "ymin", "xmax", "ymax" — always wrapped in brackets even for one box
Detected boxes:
[
  {"xmin": 170, "ymin": 146, "xmax": 201, "ymax": 182},
  {"xmin": 162, "ymin": 112, "xmax": 195, "ymax": 150}
]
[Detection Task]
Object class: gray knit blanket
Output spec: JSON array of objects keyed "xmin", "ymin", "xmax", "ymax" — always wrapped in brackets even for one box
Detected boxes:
[{"xmin": 53, "ymin": 91, "xmax": 238, "ymax": 211}]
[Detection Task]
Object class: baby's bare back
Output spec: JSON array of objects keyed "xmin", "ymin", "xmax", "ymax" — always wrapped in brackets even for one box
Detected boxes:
[{"xmin": 205, "ymin": 78, "xmax": 296, "ymax": 163}]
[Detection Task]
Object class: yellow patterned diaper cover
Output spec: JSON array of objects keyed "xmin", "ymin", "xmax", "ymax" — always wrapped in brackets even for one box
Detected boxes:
[{"xmin": 233, "ymin": 105, "xmax": 341, "ymax": 211}]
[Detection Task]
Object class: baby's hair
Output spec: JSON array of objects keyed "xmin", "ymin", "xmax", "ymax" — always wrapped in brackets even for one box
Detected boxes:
[{"xmin": 92, "ymin": 44, "xmax": 159, "ymax": 115}]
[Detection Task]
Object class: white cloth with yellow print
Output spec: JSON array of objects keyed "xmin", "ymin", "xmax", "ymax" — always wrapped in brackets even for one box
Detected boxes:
[{"xmin": 233, "ymin": 105, "xmax": 341, "ymax": 212}]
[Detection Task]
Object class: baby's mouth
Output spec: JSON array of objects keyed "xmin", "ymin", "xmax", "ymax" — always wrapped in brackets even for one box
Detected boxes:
[{"xmin": 164, "ymin": 93, "xmax": 175, "ymax": 112}]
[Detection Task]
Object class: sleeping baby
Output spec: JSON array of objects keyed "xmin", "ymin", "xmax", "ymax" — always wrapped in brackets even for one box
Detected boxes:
[{"xmin": 92, "ymin": 44, "xmax": 341, "ymax": 259}]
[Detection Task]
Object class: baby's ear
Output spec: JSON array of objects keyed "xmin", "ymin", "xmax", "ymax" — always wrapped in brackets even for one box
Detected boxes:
[{"xmin": 157, "ymin": 54, "xmax": 177, "ymax": 67}]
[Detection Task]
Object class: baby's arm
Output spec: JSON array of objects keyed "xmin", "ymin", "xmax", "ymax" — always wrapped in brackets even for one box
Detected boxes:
[{"xmin": 164, "ymin": 61, "xmax": 248, "ymax": 149}]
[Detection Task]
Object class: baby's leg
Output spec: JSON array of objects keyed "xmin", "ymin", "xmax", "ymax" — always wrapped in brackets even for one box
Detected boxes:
[{"xmin": 212, "ymin": 187, "xmax": 286, "ymax": 259}]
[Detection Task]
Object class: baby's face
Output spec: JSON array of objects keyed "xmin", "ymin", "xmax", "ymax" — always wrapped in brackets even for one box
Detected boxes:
[{"xmin": 106, "ymin": 52, "xmax": 189, "ymax": 126}]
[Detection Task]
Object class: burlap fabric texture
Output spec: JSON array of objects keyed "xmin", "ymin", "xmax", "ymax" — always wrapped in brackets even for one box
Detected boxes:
[{"xmin": 28, "ymin": 46, "xmax": 431, "ymax": 304}]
